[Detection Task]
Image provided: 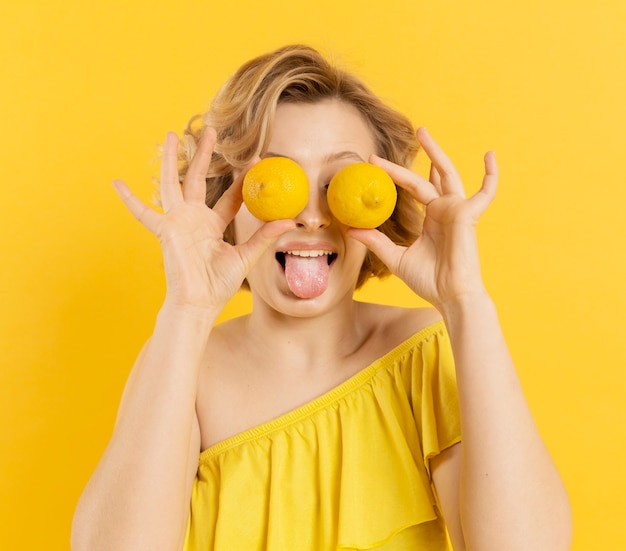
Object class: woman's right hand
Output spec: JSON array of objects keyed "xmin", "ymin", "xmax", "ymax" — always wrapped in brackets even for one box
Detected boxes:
[{"xmin": 113, "ymin": 128, "xmax": 295, "ymax": 312}]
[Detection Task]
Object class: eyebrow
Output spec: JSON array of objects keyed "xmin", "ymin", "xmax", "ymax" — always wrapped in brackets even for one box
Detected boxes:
[
  {"xmin": 323, "ymin": 150, "xmax": 366, "ymax": 164},
  {"xmin": 263, "ymin": 150, "xmax": 367, "ymax": 164}
]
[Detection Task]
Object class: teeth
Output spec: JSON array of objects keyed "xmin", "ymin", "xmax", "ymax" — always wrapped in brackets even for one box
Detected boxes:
[{"xmin": 283, "ymin": 250, "xmax": 332, "ymax": 258}]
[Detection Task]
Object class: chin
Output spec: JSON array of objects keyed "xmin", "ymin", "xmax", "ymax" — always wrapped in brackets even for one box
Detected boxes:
[{"xmin": 253, "ymin": 282, "xmax": 355, "ymax": 319}]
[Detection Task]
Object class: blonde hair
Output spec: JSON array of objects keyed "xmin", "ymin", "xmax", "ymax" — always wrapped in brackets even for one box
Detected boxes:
[{"xmin": 177, "ymin": 44, "xmax": 423, "ymax": 288}]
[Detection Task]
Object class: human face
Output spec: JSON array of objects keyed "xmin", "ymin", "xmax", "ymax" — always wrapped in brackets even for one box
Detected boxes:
[{"xmin": 234, "ymin": 99, "xmax": 379, "ymax": 316}]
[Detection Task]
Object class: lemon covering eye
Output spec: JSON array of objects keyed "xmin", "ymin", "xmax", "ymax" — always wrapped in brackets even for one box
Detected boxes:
[
  {"xmin": 242, "ymin": 157, "xmax": 309, "ymax": 222},
  {"xmin": 327, "ymin": 163, "xmax": 397, "ymax": 228}
]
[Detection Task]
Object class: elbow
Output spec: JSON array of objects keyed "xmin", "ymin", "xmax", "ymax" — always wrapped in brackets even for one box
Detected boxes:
[
  {"xmin": 554, "ymin": 496, "xmax": 574, "ymax": 551},
  {"xmin": 70, "ymin": 493, "xmax": 111, "ymax": 551},
  {"xmin": 71, "ymin": 498, "xmax": 97, "ymax": 551},
  {"xmin": 71, "ymin": 496, "xmax": 186, "ymax": 551},
  {"xmin": 531, "ymin": 488, "xmax": 573, "ymax": 551},
  {"xmin": 528, "ymin": 484, "xmax": 573, "ymax": 551},
  {"xmin": 70, "ymin": 514, "xmax": 89, "ymax": 551},
  {"xmin": 546, "ymin": 474, "xmax": 574, "ymax": 551}
]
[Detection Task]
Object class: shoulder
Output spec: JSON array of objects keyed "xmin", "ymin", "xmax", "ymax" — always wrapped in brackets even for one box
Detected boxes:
[
  {"xmin": 196, "ymin": 315, "xmax": 253, "ymax": 375},
  {"xmin": 208, "ymin": 314, "xmax": 246, "ymax": 340},
  {"xmin": 356, "ymin": 302, "xmax": 443, "ymax": 354}
]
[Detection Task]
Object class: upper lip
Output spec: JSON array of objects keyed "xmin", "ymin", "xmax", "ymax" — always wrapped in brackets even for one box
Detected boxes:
[{"xmin": 277, "ymin": 241, "xmax": 338, "ymax": 254}]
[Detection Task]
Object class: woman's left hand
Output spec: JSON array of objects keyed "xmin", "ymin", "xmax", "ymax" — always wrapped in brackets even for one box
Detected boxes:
[{"xmin": 349, "ymin": 127, "xmax": 498, "ymax": 311}]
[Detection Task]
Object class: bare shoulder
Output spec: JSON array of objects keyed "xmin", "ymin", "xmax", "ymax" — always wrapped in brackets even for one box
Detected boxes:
[
  {"xmin": 203, "ymin": 314, "xmax": 250, "ymax": 360},
  {"xmin": 357, "ymin": 302, "xmax": 443, "ymax": 352}
]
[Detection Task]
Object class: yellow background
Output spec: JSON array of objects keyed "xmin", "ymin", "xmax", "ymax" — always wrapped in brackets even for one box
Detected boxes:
[{"xmin": 1, "ymin": 0, "xmax": 625, "ymax": 549}]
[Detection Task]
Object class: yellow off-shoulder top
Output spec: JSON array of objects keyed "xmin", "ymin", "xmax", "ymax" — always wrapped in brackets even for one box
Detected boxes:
[{"xmin": 184, "ymin": 321, "xmax": 459, "ymax": 550}]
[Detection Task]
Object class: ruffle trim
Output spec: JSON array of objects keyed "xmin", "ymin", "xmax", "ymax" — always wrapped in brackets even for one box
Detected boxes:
[
  {"xmin": 199, "ymin": 321, "xmax": 446, "ymax": 461},
  {"xmin": 186, "ymin": 321, "xmax": 458, "ymax": 550}
]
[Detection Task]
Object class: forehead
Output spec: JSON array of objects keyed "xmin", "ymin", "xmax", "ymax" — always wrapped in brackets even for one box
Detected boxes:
[{"xmin": 266, "ymin": 99, "xmax": 378, "ymax": 164}]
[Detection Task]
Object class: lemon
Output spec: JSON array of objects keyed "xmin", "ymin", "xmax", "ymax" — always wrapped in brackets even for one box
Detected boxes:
[
  {"xmin": 327, "ymin": 163, "xmax": 397, "ymax": 228},
  {"xmin": 242, "ymin": 157, "xmax": 309, "ymax": 221}
]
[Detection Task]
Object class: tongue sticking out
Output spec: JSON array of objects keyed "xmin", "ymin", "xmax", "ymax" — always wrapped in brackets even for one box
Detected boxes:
[{"xmin": 284, "ymin": 254, "xmax": 330, "ymax": 299}]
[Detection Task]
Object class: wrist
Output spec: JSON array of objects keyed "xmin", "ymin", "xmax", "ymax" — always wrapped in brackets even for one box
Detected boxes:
[
  {"xmin": 158, "ymin": 297, "xmax": 223, "ymax": 327},
  {"xmin": 437, "ymin": 290, "xmax": 496, "ymax": 322}
]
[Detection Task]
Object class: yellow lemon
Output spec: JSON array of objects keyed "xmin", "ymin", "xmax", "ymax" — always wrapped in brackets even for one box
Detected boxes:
[
  {"xmin": 242, "ymin": 157, "xmax": 309, "ymax": 221},
  {"xmin": 327, "ymin": 163, "xmax": 397, "ymax": 228}
]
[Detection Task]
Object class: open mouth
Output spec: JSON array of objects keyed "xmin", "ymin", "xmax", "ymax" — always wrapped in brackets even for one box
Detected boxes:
[
  {"xmin": 275, "ymin": 250, "xmax": 338, "ymax": 270},
  {"xmin": 275, "ymin": 249, "xmax": 338, "ymax": 299}
]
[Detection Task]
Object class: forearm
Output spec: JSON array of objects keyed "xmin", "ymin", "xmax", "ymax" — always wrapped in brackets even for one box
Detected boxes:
[
  {"xmin": 72, "ymin": 303, "xmax": 219, "ymax": 551},
  {"xmin": 441, "ymin": 294, "xmax": 572, "ymax": 551}
]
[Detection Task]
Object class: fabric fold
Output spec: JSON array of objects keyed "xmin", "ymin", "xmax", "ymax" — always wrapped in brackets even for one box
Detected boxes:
[{"xmin": 184, "ymin": 321, "xmax": 460, "ymax": 551}]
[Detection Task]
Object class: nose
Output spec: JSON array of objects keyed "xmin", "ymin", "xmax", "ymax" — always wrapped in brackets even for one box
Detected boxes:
[{"xmin": 294, "ymin": 183, "xmax": 331, "ymax": 231}]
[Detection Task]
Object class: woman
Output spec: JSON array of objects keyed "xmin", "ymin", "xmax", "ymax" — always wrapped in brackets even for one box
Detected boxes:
[{"xmin": 72, "ymin": 44, "xmax": 572, "ymax": 550}]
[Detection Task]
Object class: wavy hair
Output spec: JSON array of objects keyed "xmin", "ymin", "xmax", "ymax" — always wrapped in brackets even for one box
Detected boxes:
[{"xmin": 176, "ymin": 44, "xmax": 423, "ymax": 289}]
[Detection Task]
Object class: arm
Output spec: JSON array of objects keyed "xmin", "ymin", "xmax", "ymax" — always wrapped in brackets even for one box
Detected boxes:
[
  {"xmin": 71, "ymin": 130, "xmax": 294, "ymax": 551},
  {"xmin": 437, "ymin": 294, "xmax": 571, "ymax": 551},
  {"xmin": 72, "ymin": 307, "xmax": 216, "ymax": 551},
  {"xmin": 351, "ymin": 128, "xmax": 572, "ymax": 550}
]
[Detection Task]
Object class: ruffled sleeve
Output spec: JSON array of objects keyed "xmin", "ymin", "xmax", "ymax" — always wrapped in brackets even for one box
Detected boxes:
[
  {"xmin": 411, "ymin": 323, "xmax": 461, "ymax": 474},
  {"xmin": 184, "ymin": 321, "xmax": 459, "ymax": 551}
]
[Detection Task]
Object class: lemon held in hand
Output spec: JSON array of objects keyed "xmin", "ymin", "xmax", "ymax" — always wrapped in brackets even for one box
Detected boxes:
[
  {"xmin": 327, "ymin": 162, "xmax": 397, "ymax": 228},
  {"xmin": 242, "ymin": 157, "xmax": 309, "ymax": 222}
]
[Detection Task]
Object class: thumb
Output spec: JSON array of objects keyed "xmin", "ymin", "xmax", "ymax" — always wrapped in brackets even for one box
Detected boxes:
[
  {"xmin": 236, "ymin": 219, "xmax": 296, "ymax": 272},
  {"xmin": 348, "ymin": 228, "xmax": 405, "ymax": 274}
]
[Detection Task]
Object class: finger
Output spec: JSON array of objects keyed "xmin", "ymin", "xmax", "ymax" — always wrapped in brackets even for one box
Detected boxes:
[
  {"xmin": 235, "ymin": 219, "xmax": 296, "ymax": 271},
  {"xmin": 112, "ymin": 179, "xmax": 161, "ymax": 233},
  {"xmin": 468, "ymin": 151, "xmax": 498, "ymax": 214},
  {"xmin": 483, "ymin": 150, "xmax": 498, "ymax": 195},
  {"xmin": 369, "ymin": 154, "xmax": 439, "ymax": 205},
  {"xmin": 160, "ymin": 132, "xmax": 183, "ymax": 212},
  {"xmin": 416, "ymin": 128, "xmax": 465, "ymax": 196},
  {"xmin": 347, "ymin": 228, "xmax": 406, "ymax": 275},
  {"xmin": 212, "ymin": 158, "xmax": 257, "ymax": 228},
  {"xmin": 429, "ymin": 163, "xmax": 443, "ymax": 195},
  {"xmin": 183, "ymin": 127, "xmax": 217, "ymax": 203}
]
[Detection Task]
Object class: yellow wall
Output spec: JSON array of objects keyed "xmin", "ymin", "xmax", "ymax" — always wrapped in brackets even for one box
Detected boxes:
[{"xmin": 1, "ymin": 1, "xmax": 624, "ymax": 548}]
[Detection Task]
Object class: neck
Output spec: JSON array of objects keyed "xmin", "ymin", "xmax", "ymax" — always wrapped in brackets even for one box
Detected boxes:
[{"xmin": 243, "ymin": 295, "xmax": 369, "ymax": 373}]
